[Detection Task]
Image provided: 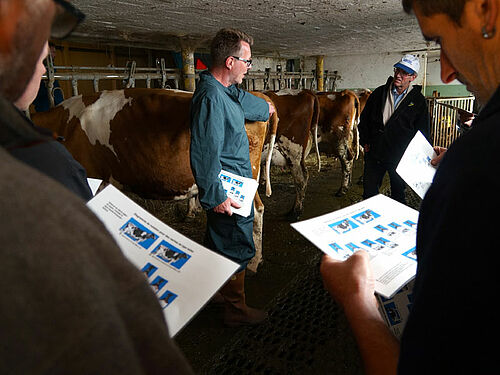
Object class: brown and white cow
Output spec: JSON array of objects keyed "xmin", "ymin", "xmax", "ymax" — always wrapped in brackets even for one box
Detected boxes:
[
  {"xmin": 316, "ymin": 89, "xmax": 360, "ymax": 196},
  {"xmin": 356, "ymin": 89, "xmax": 372, "ymax": 115},
  {"xmin": 262, "ymin": 89, "xmax": 320, "ymax": 220},
  {"xmin": 354, "ymin": 88, "xmax": 372, "ymax": 174},
  {"xmin": 32, "ymin": 88, "xmax": 278, "ymax": 273}
]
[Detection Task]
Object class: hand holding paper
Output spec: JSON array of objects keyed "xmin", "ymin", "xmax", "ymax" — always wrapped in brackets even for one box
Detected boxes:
[
  {"xmin": 292, "ymin": 194, "xmax": 418, "ymax": 298},
  {"xmin": 431, "ymin": 146, "xmax": 447, "ymax": 166},
  {"xmin": 218, "ymin": 169, "xmax": 258, "ymax": 217},
  {"xmin": 320, "ymin": 251, "xmax": 376, "ymax": 308},
  {"xmin": 213, "ymin": 197, "xmax": 242, "ymax": 216}
]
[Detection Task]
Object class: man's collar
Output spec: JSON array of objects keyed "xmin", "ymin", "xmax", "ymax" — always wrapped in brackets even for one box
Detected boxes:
[{"xmin": 392, "ymin": 83, "xmax": 411, "ymax": 96}]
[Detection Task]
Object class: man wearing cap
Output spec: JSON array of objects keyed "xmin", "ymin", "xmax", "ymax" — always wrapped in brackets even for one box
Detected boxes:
[{"xmin": 359, "ymin": 54, "xmax": 430, "ymax": 204}]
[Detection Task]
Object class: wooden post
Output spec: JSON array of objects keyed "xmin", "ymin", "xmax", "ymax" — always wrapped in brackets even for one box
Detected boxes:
[
  {"xmin": 110, "ymin": 46, "xmax": 117, "ymax": 90},
  {"xmin": 422, "ymin": 52, "xmax": 428, "ymax": 97},
  {"xmin": 181, "ymin": 46, "xmax": 195, "ymax": 92},
  {"xmin": 316, "ymin": 55, "xmax": 324, "ymax": 92}
]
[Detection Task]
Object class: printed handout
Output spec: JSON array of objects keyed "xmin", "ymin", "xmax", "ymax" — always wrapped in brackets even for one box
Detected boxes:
[
  {"xmin": 377, "ymin": 279, "xmax": 415, "ymax": 339},
  {"xmin": 219, "ymin": 169, "xmax": 258, "ymax": 217},
  {"xmin": 87, "ymin": 185, "xmax": 239, "ymax": 336},
  {"xmin": 291, "ymin": 194, "xmax": 419, "ymax": 298},
  {"xmin": 396, "ymin": 130, "xmax": 437, "ymax": 199},
  {"xmin": 87, "ymin": 178, "xmax": 103, "ymax": 196}
]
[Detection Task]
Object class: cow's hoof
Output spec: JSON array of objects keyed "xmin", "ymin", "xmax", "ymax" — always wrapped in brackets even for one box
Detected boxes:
[{"xmin": 335, "ymin": 188, "xmax": 348, "ymax": 197}]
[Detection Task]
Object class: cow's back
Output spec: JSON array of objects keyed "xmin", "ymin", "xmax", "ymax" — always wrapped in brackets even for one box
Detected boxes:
[
  {"xmin": 316, "ymin": 90, "xmax": 359, "ymax": 158},
  {"xmin": 264, "ymin": 90, "xmax": 317, "ymax": 149},
  {"xmin": 33, "ymin": 89, "xmax": 196, "ymax": 199},
  {"xmin": 109, "ymin": 89, "xmax": 194, "ymax": 198},
  {"xmin": 357, "ymin": 89, "xmax": 372, "ymax": 114}
]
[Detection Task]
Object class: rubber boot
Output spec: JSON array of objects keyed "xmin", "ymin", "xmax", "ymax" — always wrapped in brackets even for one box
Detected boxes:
[{"xmin": 219, "ymin": 270, "xmax": 267, "ymax": 327}]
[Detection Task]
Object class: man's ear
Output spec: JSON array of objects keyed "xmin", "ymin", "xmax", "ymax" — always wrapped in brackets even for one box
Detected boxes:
[
  {"xmin": 0, "ymin": 0, "xmax": 24, "ymax": 54},
  {"xmin": 477, "ymin": 0, "xmax": 498, "ymax": 35},
  {"xmin": 225, "ymin": 56, "xmax": 233, "ymax": 70}
]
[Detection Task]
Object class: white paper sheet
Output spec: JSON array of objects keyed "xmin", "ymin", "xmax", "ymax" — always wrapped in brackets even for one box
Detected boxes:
[
  {"xmin": 87, "ymin": 178, "xmax": 103, "ymax": 196},
  {"xmin": 219, "ymin": 169, "xmax": 258, "ymax": 217},
  {"xmin": 87, "ymin": 185, "xmax": 239, "ymax": 336},
  {"xmin": 377, "ymin": 279, "xmax": 415, "ymax": 339},
  {"xmin": 396, "ymin": 131, "xmax": 437, "ymax": 199},
  {"xmin": 291, "ymin": 194, "xmax": 419, "ymax": 298}
]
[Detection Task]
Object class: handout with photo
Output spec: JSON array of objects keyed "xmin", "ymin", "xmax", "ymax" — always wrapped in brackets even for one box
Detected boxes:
[
  {"xmin": 87, "ymin": 185, "xmax": 239, "ymax": 336},
  {"xmin": 292, "ymin": 194, "xmax": 419, "ymax": 298}
]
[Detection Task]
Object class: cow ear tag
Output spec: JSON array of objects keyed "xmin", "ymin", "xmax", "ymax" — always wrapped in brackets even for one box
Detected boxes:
[{"xmin": 408, "ymin": 102, "xmax": 414, "ymax": 106}]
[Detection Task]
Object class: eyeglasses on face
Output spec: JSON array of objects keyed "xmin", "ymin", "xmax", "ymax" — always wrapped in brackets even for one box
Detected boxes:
[
  {"xmin": 231, "ymin": 56, "xmax": 253, "ymax": 67},
  {"xmin": 393, "ymin": 67, "xmax": 413, "ymax": 77},
  {"xmin": 51, "ymin": 0, "xmax": 86, "ymax": 39}
]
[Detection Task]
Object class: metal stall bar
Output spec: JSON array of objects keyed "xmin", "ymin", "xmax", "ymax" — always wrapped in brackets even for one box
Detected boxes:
[
  {"xmin": 426, "ymin": 96, "xmax": 475, "ymax": 148},
  {"xmin": 242, "ymin": 70, "xmax": 316, "ymax": 91},
  {"xmin": 42, "ymin": 59, "xmax": 181, "ymax": 106}
]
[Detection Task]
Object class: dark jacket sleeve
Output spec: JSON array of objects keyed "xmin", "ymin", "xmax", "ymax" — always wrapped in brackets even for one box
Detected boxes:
[
  {"xmin": 415, "ymin": 98, "xmax": 431, "ymax": 145},
  {"xmin": 190, "ymin": 95, "xmax": 227, "ymax": 210}
]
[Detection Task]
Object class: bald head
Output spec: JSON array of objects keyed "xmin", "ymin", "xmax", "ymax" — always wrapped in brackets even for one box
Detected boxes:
[{"xmin": 0, "ymin": 0, "xmax": 56, "ymax": 102}]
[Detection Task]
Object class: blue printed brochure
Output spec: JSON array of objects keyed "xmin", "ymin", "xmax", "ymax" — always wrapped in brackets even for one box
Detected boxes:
[
  {"xmin": 87, "ymin": 185, "xmax": 239, "ymax": 336},
  {"xmin": 291, "ymin": 194, "xmax": 419, "ymax": 299}
]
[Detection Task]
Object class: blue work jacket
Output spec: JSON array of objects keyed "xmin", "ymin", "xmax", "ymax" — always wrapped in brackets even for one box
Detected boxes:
[{"xmin": 190, "ymin": 71, "xmax": 269, "ymax": 210}]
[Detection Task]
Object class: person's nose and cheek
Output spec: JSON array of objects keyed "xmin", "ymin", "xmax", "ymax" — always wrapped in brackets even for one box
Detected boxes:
[{"xmin": 440, "ymin": 49, "xmax": 457, "ymax": 84}]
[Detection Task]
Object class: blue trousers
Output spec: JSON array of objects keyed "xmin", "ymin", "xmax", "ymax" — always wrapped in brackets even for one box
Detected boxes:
[{"xmin": 204, "ymin": 207, "xmax": 255, "ymax": 272}]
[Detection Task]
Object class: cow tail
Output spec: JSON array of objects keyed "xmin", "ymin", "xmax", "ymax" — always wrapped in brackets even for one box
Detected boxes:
[
  {"xmin": 312, "ymin": 94, "xmax": 321, "ymax": 172},
  {"xmin": 265, "ymin": 110, "xmax": 278, "ymax": 197},
  {"xmin": 353, "ymin": 94, "xmax": 360, "ymax": 160}
]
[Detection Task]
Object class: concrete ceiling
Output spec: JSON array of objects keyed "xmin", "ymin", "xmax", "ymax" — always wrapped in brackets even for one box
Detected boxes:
[{"xmin": 70, "ymin": 0, "xmax": 432, "ymax": 57}]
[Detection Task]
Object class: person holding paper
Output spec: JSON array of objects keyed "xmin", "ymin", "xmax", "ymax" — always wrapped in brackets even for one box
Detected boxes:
[
  {"xmin": 321, "ymin": 0, "xmax": 500, "ymax": 373},
  {"xmin": 0, "ymin": 1, "xmax": 192, "ymax": 373},
  {"xmin": 190, "ymin": 28, "xmax": 274, "ymax": 326},
  {"xmin": 358, "ymin": 54, "xmax": 430, "ymax": 204}
]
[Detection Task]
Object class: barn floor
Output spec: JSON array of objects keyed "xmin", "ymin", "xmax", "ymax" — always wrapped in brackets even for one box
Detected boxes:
[{"xmin": 129, "ymin": 155, "xmax": 420, "ymax": 374}]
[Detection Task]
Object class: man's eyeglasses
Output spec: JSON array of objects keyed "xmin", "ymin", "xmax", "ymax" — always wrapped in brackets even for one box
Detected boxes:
[
  {"xmin": 51, "ymin": 0, "xmax": 86, "ymax": 39},
  {"xmin": 393, "ymin": 68, "xmax": 413, "ymax": 77},
  {"xmin": 231, "ymin": 56, "xmax": 252, "ymax": 67}
]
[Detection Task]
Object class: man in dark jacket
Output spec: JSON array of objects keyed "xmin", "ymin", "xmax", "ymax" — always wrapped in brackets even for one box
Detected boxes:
[{"xmin": 358, "ymin": 54, "xmax": 430, "ymax": 204}]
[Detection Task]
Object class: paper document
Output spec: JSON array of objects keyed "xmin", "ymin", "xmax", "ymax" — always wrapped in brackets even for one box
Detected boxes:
[
  {"xmin": 87, "ymin": 178, "xmax": 103, "ymax": 196},
  {"xmin": 396, "ymin": 131, "xmax": 437, "ymax": 199},
  {"xmin": 87, "ymin": 185, "xmax": 239, "ymax": 336},
  {"xmin": 291, "ymin": 194, "xmax": 419, "ymax": 298},
  {"xmin": 219, "ymin": 169, "xmax": 258, "ymax": 217},
  {"xmin": 377, "ymin": 279, "xmax": 415, "ymax": 339}
]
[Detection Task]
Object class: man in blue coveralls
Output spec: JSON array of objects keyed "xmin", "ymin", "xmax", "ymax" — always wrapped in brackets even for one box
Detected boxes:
[{"xmin": 190, "ymin": 28, "xmax": 275, "ymax": 326}]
